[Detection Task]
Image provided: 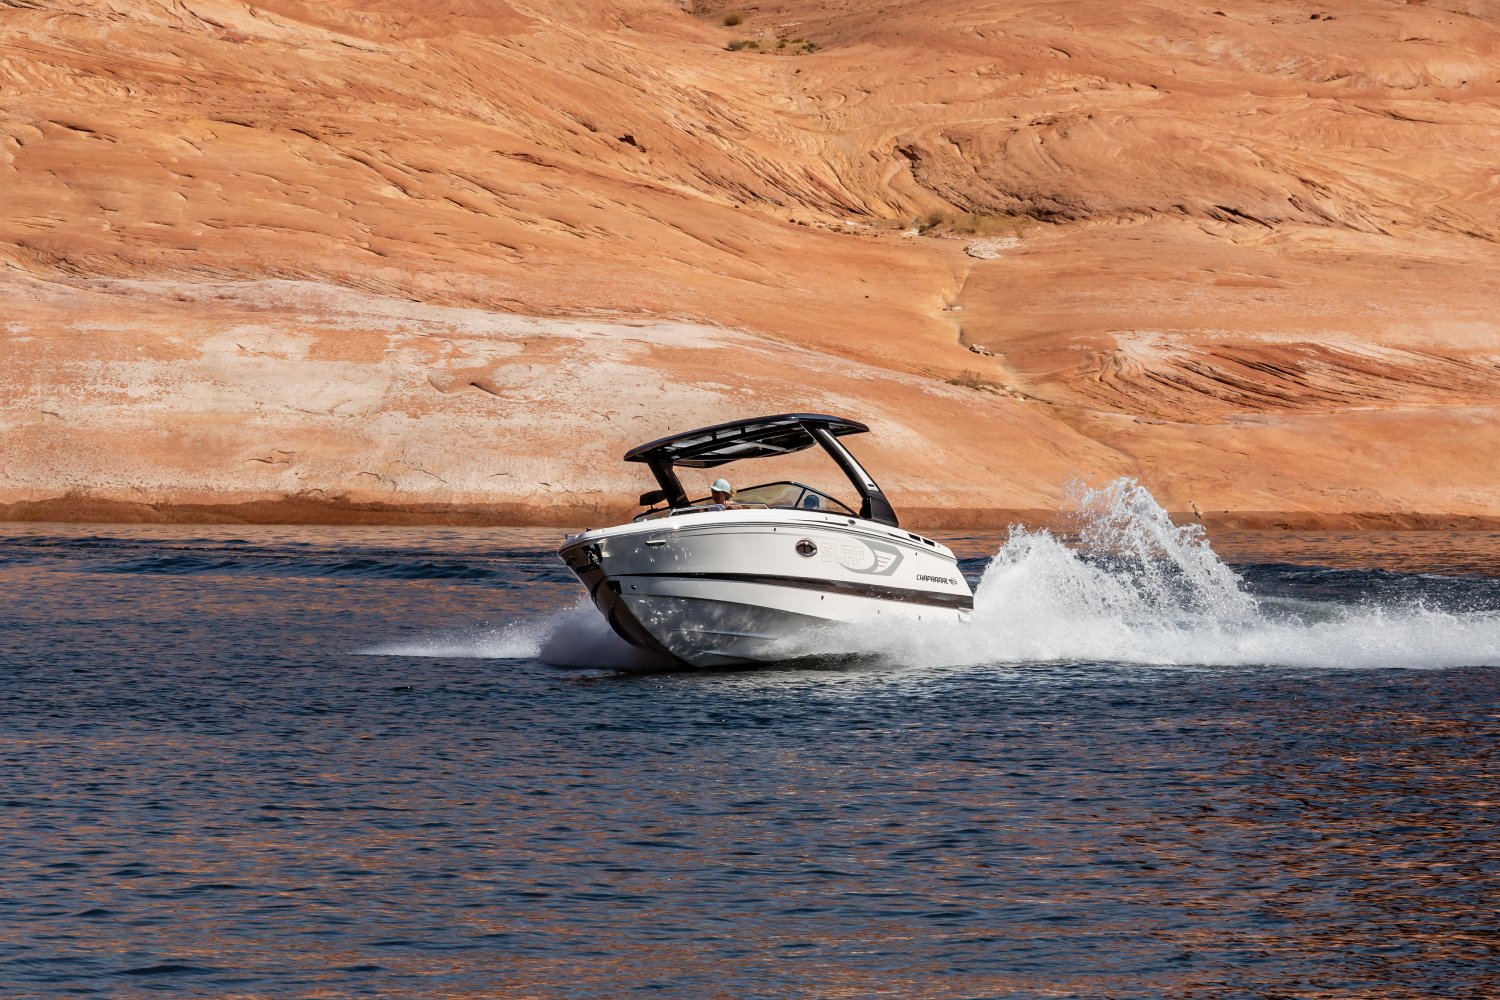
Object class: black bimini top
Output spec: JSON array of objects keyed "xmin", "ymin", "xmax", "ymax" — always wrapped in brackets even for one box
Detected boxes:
[{"xmin": 624, "ymin": 413, "xmax": 869, "ymax": 469}]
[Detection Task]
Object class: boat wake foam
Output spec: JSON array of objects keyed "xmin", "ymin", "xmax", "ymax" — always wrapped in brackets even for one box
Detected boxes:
[{"xmin": 364, "ymin": 599, "xmax": 670, "ymax": 671}]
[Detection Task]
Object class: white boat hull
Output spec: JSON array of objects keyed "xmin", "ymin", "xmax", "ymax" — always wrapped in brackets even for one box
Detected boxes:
[{"xmin": 559, "ymin": 510, "xmax": 972, "ymax": 669}]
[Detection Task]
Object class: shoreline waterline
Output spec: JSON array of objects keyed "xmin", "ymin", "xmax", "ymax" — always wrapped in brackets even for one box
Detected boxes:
[{"xmin": 4, "ymin": 495, "xmax": 1500, "ymax": 532}]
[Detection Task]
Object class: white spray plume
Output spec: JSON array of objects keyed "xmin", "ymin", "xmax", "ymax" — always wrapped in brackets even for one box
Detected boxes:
[{"xmin": 809, "ymin": 479, "xmax": 1500, "ymax": 671}]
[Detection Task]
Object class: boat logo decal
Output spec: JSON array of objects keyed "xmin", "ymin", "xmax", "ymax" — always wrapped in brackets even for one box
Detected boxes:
[{"xmin": 821, "ymin": 538, "xmax": 904, "ymax": 576}]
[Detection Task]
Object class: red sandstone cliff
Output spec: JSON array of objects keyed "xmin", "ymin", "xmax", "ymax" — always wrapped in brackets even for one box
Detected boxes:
[{"xmin": 2, "ymin": 0, "xmax": 1498, "ymax": 527}]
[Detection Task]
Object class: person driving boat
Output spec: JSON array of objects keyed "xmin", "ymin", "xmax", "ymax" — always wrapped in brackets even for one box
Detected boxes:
[{"xmin": 709, "ymin": 478, "xmax": 740, "ymax": 509}]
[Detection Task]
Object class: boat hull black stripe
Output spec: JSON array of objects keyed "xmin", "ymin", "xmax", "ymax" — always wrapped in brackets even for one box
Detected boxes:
[{"xmin": 624, "ymin": 571, "xmax": 974, "ymax": 611}]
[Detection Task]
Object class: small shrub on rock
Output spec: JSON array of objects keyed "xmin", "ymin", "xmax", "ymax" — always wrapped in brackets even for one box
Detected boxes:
[{"xmin": 945, "ymin": 370, "xmax": 1004, "ymax": 393}]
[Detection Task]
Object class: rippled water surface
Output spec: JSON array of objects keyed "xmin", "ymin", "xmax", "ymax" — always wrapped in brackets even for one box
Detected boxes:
[{"xmin": 2, "ymin": 512, "xmax": 1498, "ymax": 998}]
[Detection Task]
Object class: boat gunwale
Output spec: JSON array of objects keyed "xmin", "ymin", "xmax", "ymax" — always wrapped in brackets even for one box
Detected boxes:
[{"xmin": 560, "ymin": 509, "xmax": 961, "ymax": 562}]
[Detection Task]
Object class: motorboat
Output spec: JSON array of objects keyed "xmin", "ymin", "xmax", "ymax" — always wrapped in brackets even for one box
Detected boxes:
[{"xmin": 557, "ymin": 413, "xmax": 974, "ymax": 669}]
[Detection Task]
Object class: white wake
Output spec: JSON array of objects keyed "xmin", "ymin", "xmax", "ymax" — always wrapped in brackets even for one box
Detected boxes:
[
  {"xmin": 824, "ymin": 479, "xmax": 1500, "ymax": 670},
  {"xmin": 363, "ymin": 599, "xmax": 670, "ymax": 670}
]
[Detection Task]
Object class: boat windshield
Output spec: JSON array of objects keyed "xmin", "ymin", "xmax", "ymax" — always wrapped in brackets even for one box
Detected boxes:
[{"xmin": 633, "ymin": 481, "xmax": 858, "ymax": 521}]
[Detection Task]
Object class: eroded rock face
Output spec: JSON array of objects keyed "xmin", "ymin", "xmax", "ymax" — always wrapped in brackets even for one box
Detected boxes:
[
  {"xmin": 1, "ymin": 275, "xmax": 1120, "ymax": 525},
  {"xmin": 2, "ymin": 0, "xmax": 1498, "ymax": 526}
]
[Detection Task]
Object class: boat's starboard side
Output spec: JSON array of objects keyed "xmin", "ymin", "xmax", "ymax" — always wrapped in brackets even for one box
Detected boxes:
[{"xmin": 557, "ymin": 510, "xmax": 973, "ymax": 667}]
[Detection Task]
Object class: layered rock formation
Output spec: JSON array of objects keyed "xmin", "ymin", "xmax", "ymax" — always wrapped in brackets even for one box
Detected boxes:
[{"xmin": 3, "ymin": 0, "xmax": 1498, "ymax": 526}]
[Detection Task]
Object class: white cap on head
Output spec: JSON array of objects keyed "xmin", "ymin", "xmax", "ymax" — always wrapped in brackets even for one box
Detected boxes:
[{"xmin": 710, "ymin": 478, "xmax": 732, "ymax": 494}]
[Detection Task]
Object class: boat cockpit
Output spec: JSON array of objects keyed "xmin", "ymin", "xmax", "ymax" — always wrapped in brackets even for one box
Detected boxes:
[
  {"xmin": 623, "ymin": 413, "xmax": 900, "ymax": 528},
  {"xmin": 632, "ymin": 480, "xmax": 858, "ymax": 521}
]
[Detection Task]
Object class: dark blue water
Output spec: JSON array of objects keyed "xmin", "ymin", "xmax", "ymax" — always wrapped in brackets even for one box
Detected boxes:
[{"xmin": 1, "ymin": 523, "xmax": 1497, "ymax": 998}]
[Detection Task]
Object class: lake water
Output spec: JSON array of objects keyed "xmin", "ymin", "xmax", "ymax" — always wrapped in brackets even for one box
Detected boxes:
[{"xmin": 2, "ymin": 485, "xmax": 1498, "ymax": 997}]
